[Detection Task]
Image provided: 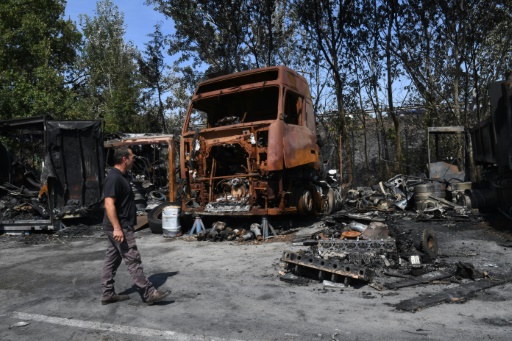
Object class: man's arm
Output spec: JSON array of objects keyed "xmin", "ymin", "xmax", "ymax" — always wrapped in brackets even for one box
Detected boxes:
[{"xmin": 105, "ymin": 196, "xmax": 124, "ymax": 243}]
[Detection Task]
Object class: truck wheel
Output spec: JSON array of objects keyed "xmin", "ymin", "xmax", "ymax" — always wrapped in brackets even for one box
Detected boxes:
[
  {"xmin": 147, "ymin": 202, "xmax": 173, "ymax": 233},
  {"xmin": 420, "ymin": 228, "xmax": 439, "ymax": 261},
  {"xmin": 325, "ymin": 188, "xmax": 335, "ymax": 214},
  {"xmin": 298, "ymin": 188, "xmax": 314, "ymax": 214}
]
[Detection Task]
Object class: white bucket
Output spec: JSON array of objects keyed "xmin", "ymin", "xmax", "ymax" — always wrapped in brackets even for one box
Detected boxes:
[{"xmin": 162, "ymin": 205, "xmax": 181, "ymax": 237}]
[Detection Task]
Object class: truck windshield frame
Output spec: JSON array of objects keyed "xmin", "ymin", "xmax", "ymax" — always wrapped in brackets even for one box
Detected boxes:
[{"xmin": 186, "ymin": 86, "xmax": 280, "ymax": 131}]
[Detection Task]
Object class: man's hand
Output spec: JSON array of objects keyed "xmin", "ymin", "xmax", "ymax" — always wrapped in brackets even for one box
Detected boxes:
[
  {"xmin": 105, "ymin": 197, "xmax": 124, "ymax": 243},
  {"xmin": 113, "ymin": 228, "xmax": 124, "ymax": 243}
]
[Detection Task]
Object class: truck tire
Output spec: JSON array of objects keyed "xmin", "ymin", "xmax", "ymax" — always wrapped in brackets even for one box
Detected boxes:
[
  {"xmin": 420, "ymin": 228, "xmax": 439, "ymax": 261},
  {"xmin": 147, "ymin": 202, "xmax": 174, "ymax": 234},
  {"xmin": 325, "ymin": 188, "xmax": 335, "ymax": 214},
  {"xmin": 298, "ymin": 188, "xmax": 314, "ymax": 214}
]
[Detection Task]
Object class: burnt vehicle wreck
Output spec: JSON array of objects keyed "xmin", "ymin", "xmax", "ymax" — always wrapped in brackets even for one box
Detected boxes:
[
  {"xmin": 0, "ymin": 116, "xmax": 104, "ymax": 233},
  {"xmin": 180, "ymin": 66, "xmax": 341, "ymax": 217}
]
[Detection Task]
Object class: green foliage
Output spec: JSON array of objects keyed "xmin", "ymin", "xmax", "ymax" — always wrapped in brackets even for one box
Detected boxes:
[
  {"xmin": 137, "ymin": 23, "xmax": 171, "ymax": 133},
  {"xmin": 165, "ymin": 65, "xmax": 200, "ymax": 136},
  {"xmin": 72, "ymin": 0, "xmax": 140, "ymax": 132},
  {"xmin": 147, "ymin": 0, "xmax": 300, "ymax": 75},
  {"xmin": 0, "ymin": 0, "xmax": 81, "ymax": 119}
]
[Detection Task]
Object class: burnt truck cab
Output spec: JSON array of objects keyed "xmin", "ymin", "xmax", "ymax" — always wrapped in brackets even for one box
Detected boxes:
[{"xmin": 180, "ymin": 66, "xmax": 338, "ymax": 216}]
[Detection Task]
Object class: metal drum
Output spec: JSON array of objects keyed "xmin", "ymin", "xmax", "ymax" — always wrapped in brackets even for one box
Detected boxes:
[{"xmin": 414, "ymin": 183, "xmax": 435, "ymax": 210}]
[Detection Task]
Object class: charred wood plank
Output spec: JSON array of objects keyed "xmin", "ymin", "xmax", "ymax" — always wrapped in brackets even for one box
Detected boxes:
[
  {"xmin": 385, "ymin": 270, "xmax": 454, "ymax": 290},
  {"xmin": 394, "ymin": 273, "xmax": 512, "ymax": 312}
]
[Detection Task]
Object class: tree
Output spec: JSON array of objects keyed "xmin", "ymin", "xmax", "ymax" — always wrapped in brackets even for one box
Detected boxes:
[
  {"xmin": 294, "ymin": 0, "xmax": 362, "ymax": 183},
  {"xmin": 147, "ymin": 0, "xmax": 252, "ymax": 75},
  {"xmin": 73, "ymin": 0, "xmax": 140, "ymax": 132},
  {"xmin": 147, "ymin": 0, "xmax": 302, "ymax": 75},
  {"xmin": 165, "ymin": 65, "xmax": 201, "ymax": 136},
  {"xmin": 245, "ymin": 0, "xmax": 299, "ymax": 67},
  {"xmin": 137, "ymin": 23, "xmax": 173, "ymax": 133},
  {"xmin": 0, "ymin": 0, "xmax": 81, "ymax": 119}
]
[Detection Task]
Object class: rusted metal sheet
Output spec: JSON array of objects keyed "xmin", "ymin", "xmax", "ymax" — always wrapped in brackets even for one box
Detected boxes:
[
  {"xmin": 282, "ymin": 123, "xmax": 320, "ymax": 169},
  {"xmin": 266, "ymin": 120, "xmax": 284, "ymax": 171},
  {"xmin": 428, "ymin": 161, "xmax": 465, "ymax": 181}
]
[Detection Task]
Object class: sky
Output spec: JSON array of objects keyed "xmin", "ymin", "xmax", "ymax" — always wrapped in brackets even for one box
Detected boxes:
[{"xmin": 64, "ymin": 0, "xmax": 174, "ymax": 54}]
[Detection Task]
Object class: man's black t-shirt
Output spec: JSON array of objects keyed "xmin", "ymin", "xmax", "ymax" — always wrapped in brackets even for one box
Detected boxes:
[{"xmin": 102, "ymin": 168, "xmax": 136, "ymax": 231}]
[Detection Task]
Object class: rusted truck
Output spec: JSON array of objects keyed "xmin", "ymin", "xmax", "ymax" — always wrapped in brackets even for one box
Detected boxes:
[{"xmin": 180, "ymin": 66, "xmax": 341, "ymax": 217}]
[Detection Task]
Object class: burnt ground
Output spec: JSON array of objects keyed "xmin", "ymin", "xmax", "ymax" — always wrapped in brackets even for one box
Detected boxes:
[{"xmin": 0, "ymin": 210, "xmax": 511, "ymax": 340}]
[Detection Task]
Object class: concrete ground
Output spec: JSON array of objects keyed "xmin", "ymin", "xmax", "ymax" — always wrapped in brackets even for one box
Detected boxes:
[{"xmin": 0, "ymin": 213, "xmax": 511, "ymax": 341}]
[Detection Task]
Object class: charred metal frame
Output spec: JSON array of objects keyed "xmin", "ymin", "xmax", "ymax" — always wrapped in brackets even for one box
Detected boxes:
[
  {"xmin": 104, "ymin": 135, "xmax": 176, "ymax": 202},
  {"xmin": 180, "ymin": 66, "xmax": 336, "ymax": 216},
  {"xmin": 427, "ymin": 126, "xmax": 467, "ymax": 180},
  {"xmin": 0, "ymin": 116, "xmax": 104, "ymax": 232}
]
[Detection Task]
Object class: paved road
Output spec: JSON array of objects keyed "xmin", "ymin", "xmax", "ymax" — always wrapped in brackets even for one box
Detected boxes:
[{"xmin": 0, "ymin": 215, "xmax": 511, "ymax": 341}]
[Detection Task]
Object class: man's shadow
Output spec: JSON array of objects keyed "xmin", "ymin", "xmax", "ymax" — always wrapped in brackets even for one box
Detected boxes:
[{"xmin": 120, "ymin": 271, "xmax": 178, "ymax": 305}]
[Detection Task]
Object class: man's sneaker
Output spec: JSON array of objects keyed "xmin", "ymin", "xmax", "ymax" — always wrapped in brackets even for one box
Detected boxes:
[
  {"xmin": 101, "ymin": 294, "xmax": 130, "ymax": 305},
  {"xmin": 146, "ymin": 290, "xmax": 171, "ymax": 305}
]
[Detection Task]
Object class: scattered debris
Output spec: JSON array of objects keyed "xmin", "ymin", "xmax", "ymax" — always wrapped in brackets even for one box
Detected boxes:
[
  {"xmin": 322, "ymin": 280, "xmax": 346, "ymax": 289},
  {"xmin": 0, "ymin": 117, "xmax": 104, "ymax": 233},
  {"xmin": 385, "ymin": 270, "xmax": 455, "ymax": 290},
  {"xmin": 394, "ymin": 272, "xmax": 512, "ymax": 312},
  {"xmin": 9, "ymin": 321, "xmax": 29, "ymax": 329},
  {"xmin": 279, "ymin": 272, "xmax": 310, "ymax": 285}
]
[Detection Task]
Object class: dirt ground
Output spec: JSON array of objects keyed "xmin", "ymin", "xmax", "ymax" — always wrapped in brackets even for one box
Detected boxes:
[{"xmin": 0, "ymin": 211, "xmax": 511, "ymax": 341}]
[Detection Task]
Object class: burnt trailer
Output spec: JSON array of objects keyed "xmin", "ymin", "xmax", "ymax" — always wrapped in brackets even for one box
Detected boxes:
[
  {"xmin": 0, "ymin": 116, "xmax": 104, "ymax": 232},
  {"xmin": 180, "ymin": 66, "xmax": 341, "ymax": 217},
  {"xmin": 470, "ymin": 73, "xmax": 512, "ymax": 216}
]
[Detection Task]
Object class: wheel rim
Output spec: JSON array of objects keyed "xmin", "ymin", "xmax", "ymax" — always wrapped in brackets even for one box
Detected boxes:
[{"xmin": 299, "ymin": 189, "xmax": 313, "ymax": 214}]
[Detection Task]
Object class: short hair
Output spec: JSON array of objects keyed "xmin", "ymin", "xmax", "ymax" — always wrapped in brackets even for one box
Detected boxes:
[{"xmin": 113, "ymin": 147, "xmax": 132, "ymax": 165}]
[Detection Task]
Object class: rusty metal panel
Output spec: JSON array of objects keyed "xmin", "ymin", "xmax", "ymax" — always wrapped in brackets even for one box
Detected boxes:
[
  {"xmin": 304, "ymin": 99, "xmax": 316, "ymax": 132},
  {"xmin": 266, "ymin": 120, "xmax": 284, "ymax": 171},
  {"xmin": 428, "ymin": 161, "xmax": 465, "ymax": 181},
  {"xmin": 282, "ymin": 123, "xmax": 319, "ymax": 169}
]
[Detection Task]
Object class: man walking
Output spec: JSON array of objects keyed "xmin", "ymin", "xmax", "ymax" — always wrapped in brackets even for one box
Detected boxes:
[{"xmin": 101, "ymin": 147, "xmax": 170, "ymax": 305}]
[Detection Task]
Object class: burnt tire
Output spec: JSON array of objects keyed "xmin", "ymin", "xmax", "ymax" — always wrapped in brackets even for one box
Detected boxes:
[
  {"xmin": 298, "ymin": 188, "xmax": 314, "ymax": 215},
  {"xmin": 324, "ymin": 188, "xmax": 335, "ymax": 214},
  {"xmin": 420, "ymin": 228, "xmax": 439, "ymax": 261},
  {"xmin": 147, "ymin": 202, "xmax": 173, "ymax": 234}
]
